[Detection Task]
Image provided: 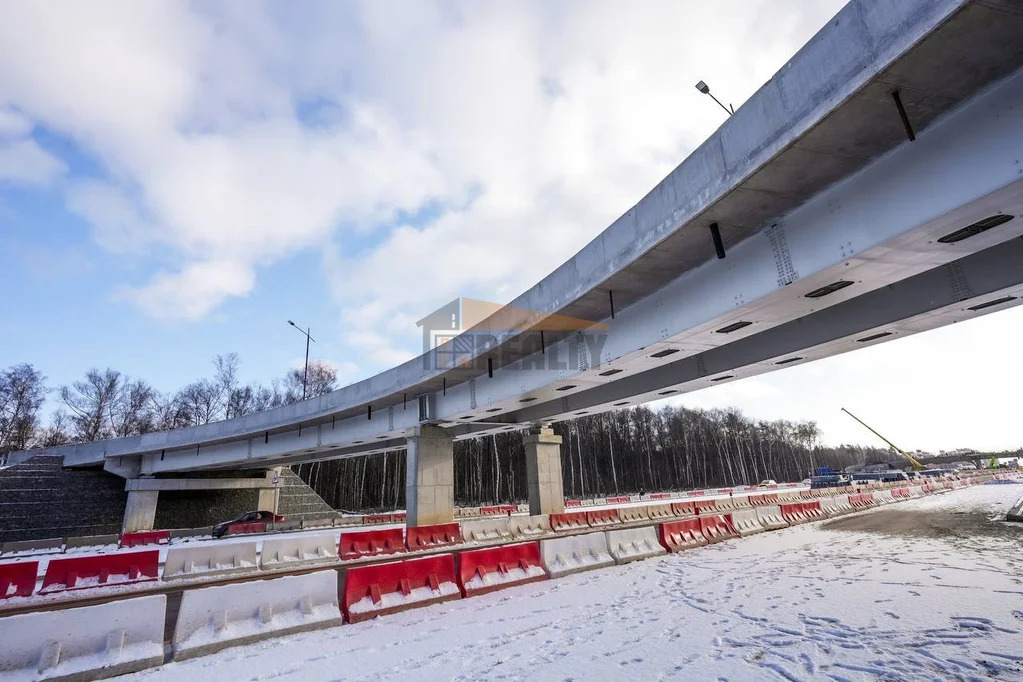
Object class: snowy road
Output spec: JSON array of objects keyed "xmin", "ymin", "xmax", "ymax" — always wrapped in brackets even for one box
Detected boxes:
[{"xmin": 131, "ymin": 484, "xmax": 1023, "ymax": 682}]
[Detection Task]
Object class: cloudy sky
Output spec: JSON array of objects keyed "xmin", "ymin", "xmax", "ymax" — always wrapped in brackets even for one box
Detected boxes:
[{"xmin": 2, "ymin": 1, "xmax": 1021, "ymax": 453}]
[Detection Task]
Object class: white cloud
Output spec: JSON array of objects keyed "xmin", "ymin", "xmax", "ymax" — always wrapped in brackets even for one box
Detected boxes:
[{"xmin": 0, "ymin": 137, "xmax": 65, "ymax": 185}]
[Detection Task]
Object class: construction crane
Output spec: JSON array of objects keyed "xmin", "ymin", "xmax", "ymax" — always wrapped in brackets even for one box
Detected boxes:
[{"xmin": 841, "ymin": 407, "xmax": 925, "ymax": 470}]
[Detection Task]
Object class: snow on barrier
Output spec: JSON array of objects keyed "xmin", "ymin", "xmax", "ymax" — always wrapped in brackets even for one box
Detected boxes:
[
  {"xmin": 41, "ymin": 550, "xmax": 159, "ymax": 594},
  {"xmin": 342, "ymin": 554, "xmax": 459, "ymax": 623},
  {"xmin": 461, "ymin": 517, "xmax": 514, "ymax": 544},
  {"xmin": 727, "ymin": 509, "xmax": 765, "ymax": 536},
  {"xmin": 549, "ymin": 511, "xmax": 589, "ymax": 532},
  {"xmin": 174, "ymin": 569, "xmax": 342, "ymax": 659},
  {"xmin": 617, "ymin": 506, "xmax": 649, "ymax": 525},
  {"xmin": 699, "ymin": 514, "xmax": 738, "ymax": 543},
  {"xmin": 586, "ymin": 508, "xmax": 621, "ymax": 529},
  {"xmin": 658, "ymin": 519, "xmax": 708, "ymax": 552},
  {"xmin": 779, "ymin": 503, "xmax": 809, "ymax": 525},
  {"xmin": 339, "ymin": 527, "xmax": 405, "ymax": 561},
  {"xmin": 605, "ymin": 526, "xmax": 666, "ymax": 564},
  {"xmin": 540, "ymin": 532, "xmax": 614, "ymax": 578},
  {"xmin": 165, "ymin": 541, "xmax": 259, "ymax": 580},
  {"xmin": 509, "ymin": 514, "xmax": 550, "ymax": 538},
  {"xmin": 0, "ymin": 594, "xmax": 166, "ymax": 680},
  {"xmin": 458, "ymin": 542, "xmax": 548, "ymax": 597},
  {"xmin": 0, "ymin": 560, "xmax": 37, "ymax": 599},
  {"xmin": 261, "ymin": 532, "xmax": 339, "ymax": 570},
  {"xmin": 645, "ymin": 503, "xmax": 674, "ymax": 521},
  {"xmin": 406, "ymin": 523, "xmax": 463, "ymax": 551},
  {"xmin": 671, "ymin": 501, "xmax": 696, "ymax": 516},
  {"xmin": 119, "ymin": 530, "xmax": 170, "ymax": 548},
  {"xmin": 756, "ymin": 505, "xmax": 788, "ymax": 530}
]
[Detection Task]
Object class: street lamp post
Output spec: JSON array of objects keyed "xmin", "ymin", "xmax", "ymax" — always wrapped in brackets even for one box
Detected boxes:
[
  {"xmin": 695, "ymin": 80, "xmax": 734, "ymax": 117},
  {"xmin": 287, "ymin": 320, "xmax": 315, "ymax": 400}
]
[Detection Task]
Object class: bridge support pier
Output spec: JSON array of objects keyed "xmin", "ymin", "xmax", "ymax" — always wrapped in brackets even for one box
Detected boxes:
[
  {"xmin": 525, "ymin": 427, "xmax": 565, "ymax": 515},
  {"xmin": 122, "ymin": 488, "xmax": 159, "ymax": 534},
  {"xmin": 405, "ymin": 425, "xmax": 454, "ymax": 527},
  {"xmin": 120, "ymin": 471, "xmax": 279, "ymax": 534}
]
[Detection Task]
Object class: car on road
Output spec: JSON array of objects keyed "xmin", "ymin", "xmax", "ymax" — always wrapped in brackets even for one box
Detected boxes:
[
  {"xmin": 759, "ymin": 479, "xmax": 777, "ymax": 486},
  {"xmin": 212, "ymin": 510, "xmax": 286, "ymax": 538}
]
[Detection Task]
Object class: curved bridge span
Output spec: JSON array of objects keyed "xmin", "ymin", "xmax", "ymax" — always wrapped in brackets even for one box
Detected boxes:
[{"xmin": 12, "ymin": 0, "xmax": 1023, "ymax": 531}]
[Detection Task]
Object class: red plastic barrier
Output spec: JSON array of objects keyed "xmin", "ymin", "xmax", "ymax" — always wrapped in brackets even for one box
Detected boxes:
[
  {"xmin": 339, "ymin": 527, "xmax": 405, "ymax": 560},
  {"xmin": 41, "ymin": 550, "xmax": 159, "ymax": 593},
  {"xmin": 0, "ymin": 561, "xmax": 38, "ymax": 599},
  {"xmin": 457, "ymin": 541, "xmax": 547, "ymax": 597},
  {"xmin": 693, "ymin": 499, "xmax": 718, "ymax": 514},
  {"xmin": 687, "ymin": 490, "xmax": 706, "ymax": 497},
  {"xmin": 585, "ymin": 508, "xmax": 621, "ymax": 527},
  {"xmin": 342, "ymin": 554, "xmax": 459, "ymax": 623},
  {"xmin": 479, "ymin": 505, "xmax": 516, "ymax": 516},
  {"xmin": 119, "ymin": 530, "xmax": 170, "ymax": 548},
  {"xmin": 699, "ymin": 514, "xmax": 738, "ymax": 543},
  {"xmin": 650, "ymin": 493, "xmax": 672, "ymax": 500},
  {"xmin": 658, "ymin": 519, "xmax": 707, "ymax": 552},
  {"xmin": 406, "ymin": 523, "xmax": 463, "ymax": 551},
  {"xmin": 802, "ymin": 501, "xmax": 826, "ymax": 521},
  {"xmin": 763, "ymin": 493, "xmax": 780, "ymax": 504},
  {"xmin": 606, "ymin": 496, "xmax": 630, "ymax": 504},
  {"xmin": 716, "ymin": 488, "xmax": 732, "ymax": 494},
  {"xmin": 671, "ymin": 501, "xmax": 696, "ymax": 516},
  {"xmin": 780, "ymin": 502, "xmax": 808, "ymax": 524},
  {"xmin": 225, "ymin": 521, "xmax": 267, "ymax": 535},
  {"xmin": 748, "ymin": 494, "xmax": 766, "ymax": 506},
  {"xmin": 565, "ymin": 499, "xmax": 582, "ymax": 508},
  {"xmin": 549, "ymin": 511, "xmax": 589, "ymax": 532}
]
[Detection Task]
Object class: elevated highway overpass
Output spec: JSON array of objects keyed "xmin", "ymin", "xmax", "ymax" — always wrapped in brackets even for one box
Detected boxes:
[{"xmin": 12, "ymin": 0, "xmax": 1023, "ymax": 532}]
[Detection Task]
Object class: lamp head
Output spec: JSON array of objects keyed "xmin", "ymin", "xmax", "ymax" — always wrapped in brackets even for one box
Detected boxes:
[{"xmin": 695, "ymin": 80, "xmax": 710, "ymax": 95}]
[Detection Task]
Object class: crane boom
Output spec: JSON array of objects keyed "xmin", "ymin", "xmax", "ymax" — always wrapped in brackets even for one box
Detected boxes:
[{"xmin": 841, "ymin": 407, "xmax": 925, "ymax": 470}]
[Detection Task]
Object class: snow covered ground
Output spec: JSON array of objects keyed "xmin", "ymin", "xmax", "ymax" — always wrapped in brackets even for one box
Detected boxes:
[{"xmin": 127, "ymin": 482, "xmax": 1023, "ymax": 682}]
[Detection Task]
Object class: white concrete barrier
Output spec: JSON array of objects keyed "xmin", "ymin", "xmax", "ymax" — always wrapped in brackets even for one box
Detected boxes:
[
  {"xmin": 0, "ymin": 594, "xmax": 166, "ymax": 680},
  {"xmin": 756, "ymin": 505, "xmax": 789, "ymax": 531},
  {"xmin": 908, "ymin": 485, "xmax": 924, "ymax": 497},
  {"xmin": 605, "ymin": 527, "xmax": 666, "ymax": 564},
  {"xmin": 540, "ymin": 532, "xmax": 614, "ymax": 578},
  {"xmin": 461, "ymin": 517, "xmax": 514, "ymax": 543},
  {"xmin": 729, "ymin": 508, "xmax": 766, "ymax": 536},
  {"xmin": 509, "ymin": 514, "xmax": 550, "ymax": 538},
  {"xmin": 730, "ymin": 495, "xmax": 753, "ymax": 509},
  {"xmin": 874, "ymin": 490, "xmax": 895, "ymax": 505},
  {"xmin": 516, "ymin": 503, "xmax": 529, "ymax": 513},
  {"xmin": 173, "ymin": 569, "xmax": 342, "ymax": 660},
  {"xmin": 165, "ymin": 541, "xmax": 259, "ymax": 580},
  {"xmin": 645, "ymin": 503, "xmax": 674, "ymax": 521},
  {"xmin": 820, "ymin": 496, "xmax": 853, "ymax": 516},
  {"xmin": 457, "ymin": 507, "xmax": 482, "ymax": 517},
  {"xmin": 260, "ymin": 532, "xmax": 338, "ymax": 570},
  {"xmin": 617, "ymin": 506, "xmax": 649, "ymax": 525}
]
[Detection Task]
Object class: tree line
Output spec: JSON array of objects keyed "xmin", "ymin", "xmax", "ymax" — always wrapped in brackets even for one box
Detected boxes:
[
  {"xmin": 1, "ymin": 357, "xmax": 892, "ymax": 511},
  {"xmin": 294, "ymin": 407, "xmax": 895, "ymax": 512},
  {"xmin": 0, "ymin": 356, "xmax": 338, "ymax": 457}
]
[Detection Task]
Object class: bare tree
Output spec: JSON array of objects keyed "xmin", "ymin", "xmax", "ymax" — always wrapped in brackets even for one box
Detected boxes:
[
  {"xmin": 0, "ymin": 363, "xmax": 47, "ymax": 460},
  {"xmin": 60, "ymin": 368, "xmax": 121, "ymax": 442}
]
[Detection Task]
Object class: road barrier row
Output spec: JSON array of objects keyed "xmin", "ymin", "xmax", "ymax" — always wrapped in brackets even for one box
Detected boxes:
[{"xmin": 0, "ymin": 474, "xmax": 995, "ymax": 606}]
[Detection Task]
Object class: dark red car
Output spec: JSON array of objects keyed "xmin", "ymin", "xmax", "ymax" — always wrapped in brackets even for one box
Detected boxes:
[{"xmin": 212, "ymin": 510, "xmax": 286, "ymax": 538}]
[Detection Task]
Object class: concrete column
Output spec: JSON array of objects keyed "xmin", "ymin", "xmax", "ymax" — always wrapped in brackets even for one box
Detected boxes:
[
  {"xmin": 525, "ymin": 426, "xmax": 565, "ymax": 515},
  {"xmin": 405, "ymin": 425, "xmax": 454, "ymax": 527},
  {"xmin": 122, "ymin": 489, "xmax": 159, "ymax": 534}
]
